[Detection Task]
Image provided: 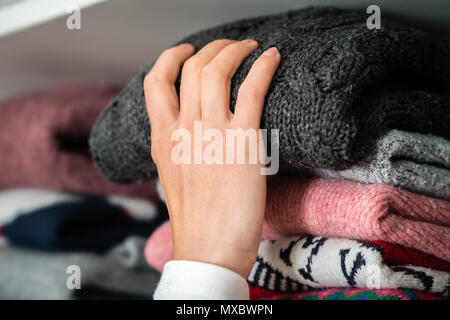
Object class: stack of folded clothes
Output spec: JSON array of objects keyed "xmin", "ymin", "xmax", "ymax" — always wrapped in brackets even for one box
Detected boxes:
[
  {"xmin": 0, "ymin": 86, "xmax": 160, "ymax": 201},
  {"xmin": 0, "ymin": 87, "xmax": 168, "ymax": 299},
  {"xmin": 89, "ymin": 7, "xmax": 450, "ymax": 300}
]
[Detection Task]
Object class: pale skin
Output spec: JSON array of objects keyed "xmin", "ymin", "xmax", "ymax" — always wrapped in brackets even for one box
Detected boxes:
[{"xmin": 143, "ymin": 39, "xmax": 280, "ymax": 278}]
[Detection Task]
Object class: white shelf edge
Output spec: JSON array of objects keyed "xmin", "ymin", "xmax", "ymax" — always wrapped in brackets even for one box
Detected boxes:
[{"xmin": 0, "ymin": 0, "xmax": 108, "ymax": 38}]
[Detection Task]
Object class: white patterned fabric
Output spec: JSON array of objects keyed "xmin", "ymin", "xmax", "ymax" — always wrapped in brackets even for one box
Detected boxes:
[{"xmin": 248, "ymin": 236, "xmax": 450, "ymax": 297}]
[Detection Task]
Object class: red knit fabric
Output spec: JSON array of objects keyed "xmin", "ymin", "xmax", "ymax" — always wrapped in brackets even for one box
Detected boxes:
[
  {"xmin": 366, "ymin": 240, "xmax": 450, "ymax": 271},
  {"xmin": 249, "ymin": 286, "xmax": 275, "ymax": 300},
  {"xmin": 0, "ymin": 86, "xmax": 158, "ymax": 201},
  {"xmin": 263, "ymin": 177, "xmax": 450, "ymax": 261}
]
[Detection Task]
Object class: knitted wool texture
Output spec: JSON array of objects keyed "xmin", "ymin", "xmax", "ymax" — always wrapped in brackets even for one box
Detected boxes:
[
  {"xmin": 144, "ymin": 230, "xmax": 450, "ymax": 295},
  {"xmin": 0, "ymin": 86, "xmax": 159, "ymax": 200},
  {"xmin": 89, "ymin": 7, "xmax": 450, "ymax": 184},
  {"xmin": 247, "ymin": 236, "xmax": 450, "ymax": 296},
  {"xmin": 311, "ymin": 130, "xmax": 450, "ymax": 201},
  {"xmin": 250, "ymin": 287, "xmax": 440, "ymax": 300},
  {"xmin": 145, "ymin": 177, "xmax": 450, "ymax": 269},
  {"xmin": 144, "ymin": 220, "xmax": 450, "ymax": 273},
  {"xmin": 263, "ymin": 177, "xmax": 450, "ymax": 261}
]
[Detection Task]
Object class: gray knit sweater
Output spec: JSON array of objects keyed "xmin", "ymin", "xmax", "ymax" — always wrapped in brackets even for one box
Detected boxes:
[
  {"xmin": 311, "ymin": 130, "xmax": 450, "ymax": 200},
  {"xmin": 89, "ymin": 7, "xmax": 450, "ymax": 183}
]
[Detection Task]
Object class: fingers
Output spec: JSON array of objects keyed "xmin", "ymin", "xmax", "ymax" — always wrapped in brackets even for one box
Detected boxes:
[
  {"xmin": 144, "ymin": 40, "xmax": 279, "ymax": 133},
  {"xmin": 201, "ymin": 39, "xmax": 259, "ymax": 122},
  {"xmin": 180, "ymin": 39, "xmax": 236, "ymax": 122},
  {"xmin": 234, "ymin": 47, "xmax": 280, "ymax": 128},
  {"xmin": 144, "ymin": 43, "xmax": 194, "ymax": 130}
]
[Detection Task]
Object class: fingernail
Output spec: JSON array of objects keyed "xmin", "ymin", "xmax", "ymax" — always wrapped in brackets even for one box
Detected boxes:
[
  {"xmin": 241, "ymin": 39, "xmax": 258, "ymax": 46},
  {"xmin": 263, "ymin": 47, "xmax": 279, "ymax": 56},
  {"xmin": 178, "ymin": 43, "xmax": 192, "ymax": 49}
]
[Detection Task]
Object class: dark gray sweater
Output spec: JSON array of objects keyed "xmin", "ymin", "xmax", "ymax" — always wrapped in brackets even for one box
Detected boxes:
[{"xmin": 89, "ymin": 7, "xmax": 450, "ymax": 183}]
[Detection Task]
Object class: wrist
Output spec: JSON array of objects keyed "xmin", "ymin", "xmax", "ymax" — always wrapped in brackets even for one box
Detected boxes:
[{"xmin": 173, "ymin": 243, "xmax": 257, "ymax": 278}]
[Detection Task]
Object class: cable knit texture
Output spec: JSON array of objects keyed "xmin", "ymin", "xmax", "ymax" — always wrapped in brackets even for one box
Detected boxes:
[
  {"xmin": 89, "ymin": 6, "xmax": 450, "ymax": 184},
  {"xmin": 311, "ymin": 130, "xmax": 450, "ymax": 201},
  {"xmin": 263, "ymin": 177, "xmax": 450, "ymax": 261},
  {"xmin": 0, "ymin": 86, "xmax": 158, "ymax": 200}
]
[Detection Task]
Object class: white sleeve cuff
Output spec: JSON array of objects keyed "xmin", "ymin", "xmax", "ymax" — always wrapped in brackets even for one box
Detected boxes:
[{"xmin": 153, "ymin": 260, "xmax": 249, "ymax": 300}]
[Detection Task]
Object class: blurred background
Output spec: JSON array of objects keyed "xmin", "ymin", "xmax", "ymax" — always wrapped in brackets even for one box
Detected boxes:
[{"xmin": 1, "ymin": 0, "xmax": 450, "ymax": 100}]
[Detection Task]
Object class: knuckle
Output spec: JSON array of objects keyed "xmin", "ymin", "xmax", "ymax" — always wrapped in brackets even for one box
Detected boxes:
[
  {"xmin": 257, "ymin": 59, "xmax": 274, "ymax": 72},
  {"xmin": 239, "ymin": 85, "xmax": 263, "ymax": 101},
  {"xmin": 228, "ymin": 41, "xmax": 253, "ymax": 55},
  {"xmin": 144, "ymin": 73, "xmax": 164, "ymax": 89},
  {"xmin": 201, "ymin": 63, "xmax": 228, "ymax": 81},
  {"xmin": 231, "ymin": 41, "xmax": 247, "ymax": 50},
  {"xmin": 183, "ymin": 57, "xmax": 202, "ymax": 73},
  {"xmin": 211, "ymin": 38, "xmax": 234, "ymax": 46},
  {"xmin": 159, "ymin": 47, "xmax": 177, "ymax": 60}
]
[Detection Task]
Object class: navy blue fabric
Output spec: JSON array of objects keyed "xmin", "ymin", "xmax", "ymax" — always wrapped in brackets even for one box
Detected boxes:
[{"xmin": 2, "ymin": 196, "xmax": 168, "ymax": 252}]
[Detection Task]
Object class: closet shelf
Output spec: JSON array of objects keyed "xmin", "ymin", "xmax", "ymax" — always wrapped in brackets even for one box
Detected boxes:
[{"xmin": 0, "ymin": 0, "xmax": 107, "ymax": 38}]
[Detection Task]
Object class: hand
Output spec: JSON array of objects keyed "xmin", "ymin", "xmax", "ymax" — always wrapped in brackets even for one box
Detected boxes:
[{"xmin": 143, "ymin": 39, "xmax": 280, "ymax": 278}]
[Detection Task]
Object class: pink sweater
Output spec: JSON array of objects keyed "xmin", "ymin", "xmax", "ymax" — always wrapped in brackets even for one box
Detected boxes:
[
  {"xmin": 0, "ymin": 86, "xmax": 158, "ymax": 201},
  {"xmin": 263, "ymin": 177, "xmax": 450, "ymax": 260},
  {"xmin": 145, "ymin": 177, "xmax": 450, "ymax": 271}
]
